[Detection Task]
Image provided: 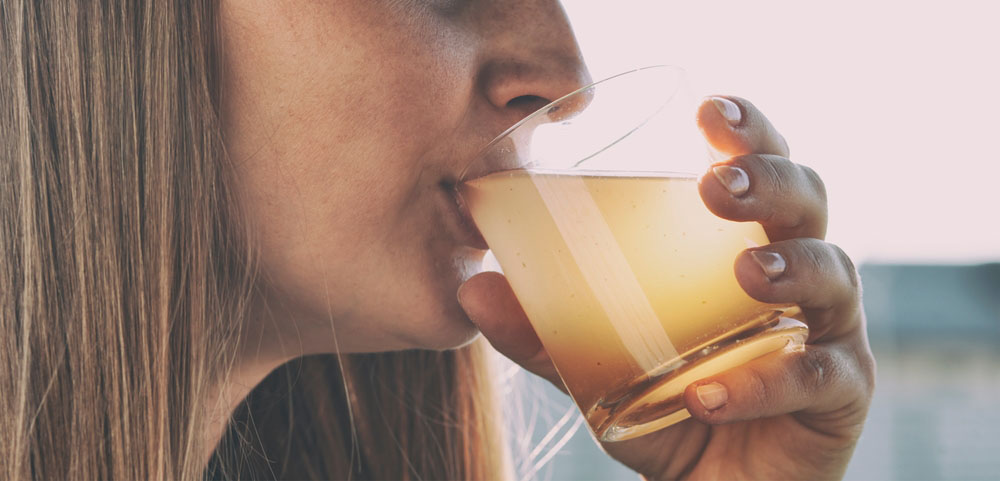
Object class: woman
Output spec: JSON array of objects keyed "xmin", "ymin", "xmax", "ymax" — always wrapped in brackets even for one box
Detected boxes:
[{"xmin": 1, "ymin": 0, "xmax": 875, "ymax": 479}]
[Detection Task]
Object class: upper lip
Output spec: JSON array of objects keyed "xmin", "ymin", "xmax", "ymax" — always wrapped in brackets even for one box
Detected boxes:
[{"xmin": 440, "ymin": 178, "xmax": 488, "ymax": 250}]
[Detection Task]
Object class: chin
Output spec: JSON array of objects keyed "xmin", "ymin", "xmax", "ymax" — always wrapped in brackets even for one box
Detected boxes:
[
  {"xmin": 381, "ymin": 244, "xmax": 487, "ymax": 351},
  {"xmin": 420, "ymin": 316, "xmax": 483, "ymax": 351},
  {"xmin": 398, "ymin": 302, "xmax": 483, "ymax": 352},
  {"xmin": 397, "ymin": 248, "xmax": 486, "ymax": 351}
]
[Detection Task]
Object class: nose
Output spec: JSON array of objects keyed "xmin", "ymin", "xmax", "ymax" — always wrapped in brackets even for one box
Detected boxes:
[
  {"xmin": 475, "ymin": 0, "xmax": 592, "ymax": 123},
  {"xmin": 480, "ymin": 57, "xmax": 592, "ymax": 119}
]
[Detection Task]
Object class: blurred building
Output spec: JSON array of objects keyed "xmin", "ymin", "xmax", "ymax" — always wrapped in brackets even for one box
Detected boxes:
[{"xmin": 845, "ymin": 263, "xmax": 1000, "ymax": 480}]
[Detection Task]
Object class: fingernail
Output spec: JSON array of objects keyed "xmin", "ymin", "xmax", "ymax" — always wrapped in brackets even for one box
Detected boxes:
[
  {"xmin": 711, "ymin": 97, "xmax": 742, "ymax": 126},
  {"xmin": 696, "ymin": 382, "xmax": 728, "ymax": 410},
  {"xmin": 751, "ymin": 250, "xmax": 786, "ymax": 280},
  {"xmin": 712, "ymin": 165, "xmax": 750, "ymax": 197}
]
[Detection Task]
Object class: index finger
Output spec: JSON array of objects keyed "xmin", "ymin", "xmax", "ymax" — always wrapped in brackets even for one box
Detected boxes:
[{"xmin": 698, "ymin": 96, "xmax": 789, "ymax": 158}]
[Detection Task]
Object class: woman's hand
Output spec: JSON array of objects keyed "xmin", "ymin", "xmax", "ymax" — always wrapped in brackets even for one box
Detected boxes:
[{"xmin": 457, "ymin": 96, "xmax": 875, "ymax": 480}]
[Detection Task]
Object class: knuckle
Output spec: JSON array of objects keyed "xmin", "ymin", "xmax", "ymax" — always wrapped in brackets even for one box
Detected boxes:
[
  {"xmin": 744, "ymin": 156, "xmax": 822, "ymax": 230},
  {"xmin": 793, "ymin": 241, "xmax": 861, "ymax": 310},
  {"xmin": 799, "ymin": 348, "xmax": 835, "ymax": 393},
  {"xmin": 734, "ymin": 154, "xmax": 785, "ymax": 193},
  {"xmin": 798, "ymin": 164, "xmax": 828, "ymax": 205},
  {"xmin": 794, "ymin": 239, "xmax": 828, "ymax": 277},
  {"xmin": 778, "ymin": 133, "xmax": 791, "ymax": 158},
  {"xmin": 829, "ymin": 243, "xmax": 861, "ymax": 290},
  {"xmin": 762, "ymin": 155, "xmax": 794, "ymax": 192},
  {"xmin": 824, "ymin": 243, "xmax": 863, "ymax": 313},
  {"xmin": 835, "ymin": 344, "xmax": 877, "ymax": 410},
  {"xmin": 855, "ymin": 345, "xmax": 878, "ymax": 399},
  {"xmin": 744, "ymin": 364, "xmax": 773, "ymax": 409}
]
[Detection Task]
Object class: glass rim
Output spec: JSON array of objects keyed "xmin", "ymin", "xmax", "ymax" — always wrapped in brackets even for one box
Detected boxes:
[{"xmin": 458, "ymin": 64, "xmax": 686, "ymax": 181}]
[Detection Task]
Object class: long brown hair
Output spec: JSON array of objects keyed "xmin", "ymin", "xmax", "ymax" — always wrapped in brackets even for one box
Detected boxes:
[{"xmin": 1, "ymin": 1, "xmax": 506, "ymax": 479}]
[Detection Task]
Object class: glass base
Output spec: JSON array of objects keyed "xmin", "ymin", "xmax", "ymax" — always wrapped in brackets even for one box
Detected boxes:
[{"xmin": 591, "ymin": 315, "xmax": 809, "ymax": 442}]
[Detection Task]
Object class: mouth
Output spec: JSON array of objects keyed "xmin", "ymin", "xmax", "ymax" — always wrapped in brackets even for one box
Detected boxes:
[{"xmin": 439, "ymin": 178, "xmax": 488, "ymax": 250}]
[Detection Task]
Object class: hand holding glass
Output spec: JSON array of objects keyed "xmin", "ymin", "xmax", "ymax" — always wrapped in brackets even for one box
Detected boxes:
[{"xmin": 457, "ymin": 66, "xmax": 808, "ymax": 442}]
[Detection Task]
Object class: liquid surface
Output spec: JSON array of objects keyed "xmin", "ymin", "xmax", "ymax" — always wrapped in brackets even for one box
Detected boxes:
[{"xmin": 459, "ymin": 169, "xmax": 792, "ymax": 435}]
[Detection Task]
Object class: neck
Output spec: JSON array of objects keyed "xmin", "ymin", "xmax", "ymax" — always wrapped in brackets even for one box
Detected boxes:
[{"xmin": 200, "ymin": 314, "xmax": 297, "ymax": 469}]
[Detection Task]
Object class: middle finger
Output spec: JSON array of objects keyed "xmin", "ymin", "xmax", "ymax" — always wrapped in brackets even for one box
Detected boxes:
[{"xmin": 699, "ymin": 154, "xmax": 828, "ymax": 241}]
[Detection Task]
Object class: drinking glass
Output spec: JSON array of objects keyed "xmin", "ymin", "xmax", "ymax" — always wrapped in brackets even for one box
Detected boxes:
[{"xmin": 457, "ymin": 66, "xmax": 808, "ymax": 442}]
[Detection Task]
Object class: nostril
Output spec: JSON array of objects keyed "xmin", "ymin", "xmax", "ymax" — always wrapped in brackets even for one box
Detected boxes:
[{"xmin": 506, "ymin": 94, "xmax": 551, "ymax": 114}]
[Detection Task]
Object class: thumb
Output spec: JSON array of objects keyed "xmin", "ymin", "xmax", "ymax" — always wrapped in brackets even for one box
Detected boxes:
[{"xmin": 457, "ymin": 272, "xmax": 564, "ymax": 389}]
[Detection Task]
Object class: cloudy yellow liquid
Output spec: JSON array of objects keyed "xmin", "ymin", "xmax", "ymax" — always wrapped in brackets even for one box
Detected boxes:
[{"xmin": 459, "ymin": 169, "xmax": 806, "ymax": 441}]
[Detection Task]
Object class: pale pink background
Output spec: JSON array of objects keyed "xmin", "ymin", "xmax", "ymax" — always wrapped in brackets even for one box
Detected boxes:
[{"xmin": 565, "ymin": 0, "xmax": 1000, "ymax": 264}]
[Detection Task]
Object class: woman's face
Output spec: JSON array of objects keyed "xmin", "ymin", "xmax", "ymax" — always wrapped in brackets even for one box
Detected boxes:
[{"xmin": 221, "ymin": 0, "xmax": 589, "ymax": 354}]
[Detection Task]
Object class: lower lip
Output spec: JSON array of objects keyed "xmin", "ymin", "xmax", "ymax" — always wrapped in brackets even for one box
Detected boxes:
[{"xmin": 440, "ymin": 183, "xmax": 489, "ymax": 250}]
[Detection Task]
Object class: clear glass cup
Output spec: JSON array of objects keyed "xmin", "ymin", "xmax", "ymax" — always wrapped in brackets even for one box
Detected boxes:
[{"xmin": 457, "ymin": 66, "xmax": 808, "ymax": 442}]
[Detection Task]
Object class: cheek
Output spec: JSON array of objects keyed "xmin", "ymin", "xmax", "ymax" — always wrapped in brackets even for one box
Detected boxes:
[{"xmin": 223, "ymin": 4, "xmax": 478, "ymax": 348}]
